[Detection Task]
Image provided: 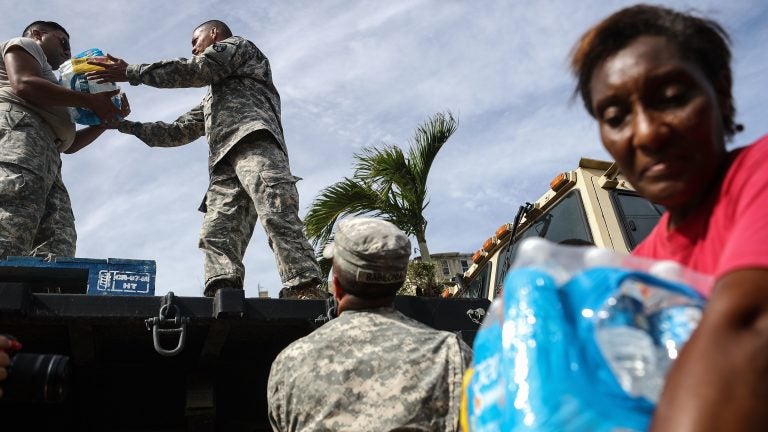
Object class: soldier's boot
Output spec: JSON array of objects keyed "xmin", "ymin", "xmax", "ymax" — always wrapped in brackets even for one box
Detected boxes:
[
  {"xmin": 278, "ymin": 280, "xmax": 328, "ymax": 300},
  {"xmin": 204, "ymin": 278, "xmax": 243, "ymax": 298}
]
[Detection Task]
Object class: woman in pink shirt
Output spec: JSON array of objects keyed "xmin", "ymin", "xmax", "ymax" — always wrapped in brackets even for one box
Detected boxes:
[{"xmin": 570, "ymin": 4, "xmax": 768, "ymax": 431}]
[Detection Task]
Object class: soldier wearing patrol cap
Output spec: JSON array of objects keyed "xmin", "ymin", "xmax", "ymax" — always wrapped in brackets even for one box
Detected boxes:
[
  {"xmin": 87, "ymin": 20, "xmax": 322, "ymax": 298},
  {"xmin": 267, "ymin": 217, "xmax": 472, "ymax": 431}
]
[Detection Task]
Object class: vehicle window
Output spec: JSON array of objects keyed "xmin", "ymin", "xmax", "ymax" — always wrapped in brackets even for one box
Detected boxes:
[
  {"xmin": 612, "ymin": 191, "xmax": 664, "ymax": 249},
  {"xmin": 461, "ymin": 261, "xmax": 492, "ymax": 299},
  {"xmin": 460, "ymin": 259, "xmax": 470, "ymax": 273},
  {"xmin": 493, "ymin": 191, "xmax": 592, "ymax": 294},
  {"xmin": 529, "ymin": 192, "xmax": 593, "ymax": 245}
]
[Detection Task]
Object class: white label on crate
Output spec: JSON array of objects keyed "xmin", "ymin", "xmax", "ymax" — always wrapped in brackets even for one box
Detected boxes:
[{"xmin": 97, "ymin": 270, "xmax": 151, "ymax": 293}]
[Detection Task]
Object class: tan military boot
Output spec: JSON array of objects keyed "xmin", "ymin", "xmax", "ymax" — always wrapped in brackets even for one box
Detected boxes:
[{"xmin": 278, "ymin": 282, "xmax": 328, "ymax": 300}]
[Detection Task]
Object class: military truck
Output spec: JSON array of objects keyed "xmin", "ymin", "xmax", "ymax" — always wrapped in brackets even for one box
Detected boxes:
[
  {"xmin": 0, "ymin": 260, "xmax": 488, "ymax": 431},
  {"xmin": 453, "ymin": 158, "xmax": 664, "ymax": 301}
]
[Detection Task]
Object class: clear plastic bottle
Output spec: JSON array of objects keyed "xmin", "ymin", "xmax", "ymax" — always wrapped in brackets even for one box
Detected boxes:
[
  {"xmin": 644, "ymin": 260, "xmax": 705, "ymax": 378},
  {"xmin": 648, "ymin": 304, "xmax": 703, "ymax": 376},
  {"xmin": 595, "ymin": 294, "xmax": 662, "ymax": 402}
]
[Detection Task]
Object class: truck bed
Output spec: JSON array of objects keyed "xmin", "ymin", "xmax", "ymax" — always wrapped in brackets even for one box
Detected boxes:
[{"xmin": 0, "ymin": 283, "xmax": 487, "ymax": 431}]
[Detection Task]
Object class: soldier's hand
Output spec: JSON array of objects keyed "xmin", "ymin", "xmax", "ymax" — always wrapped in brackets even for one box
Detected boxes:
[
  {"xmin": 88, "ymin": 89, "xmax": 122, "ymax": 124},
  {"xmin": 86, "ymin": 54, "xmax": 129, "ymax": 83},
  {"xmin": 100, "ymin": 94, "xmax": 131, "ymax": 129},
  {"xmin": 118, "ymin": 93, "xmax": 131, "ymax": 118}
]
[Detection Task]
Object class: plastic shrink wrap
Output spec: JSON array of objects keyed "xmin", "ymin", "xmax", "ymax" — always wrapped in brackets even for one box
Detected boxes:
[
  {"xmin": 59, "ymin": 48, "xmax": 122, "ymax": 125},
  {"xmin": 461, "ymin": 237, "xmax": 709, "ymax": 432}
]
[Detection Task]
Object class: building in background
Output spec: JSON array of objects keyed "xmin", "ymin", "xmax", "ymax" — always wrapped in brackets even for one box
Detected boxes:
[{"xmin": 414, "ymin": 252, "xmax": 473, "ymax": 283}]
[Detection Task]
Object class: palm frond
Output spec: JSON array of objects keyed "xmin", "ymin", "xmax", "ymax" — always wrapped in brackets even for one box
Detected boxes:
[
  {"xmin": 304, "ymin": 111, "xmax": 458, "ymax": 263},
  {"xmin": 408, "ymin": 111, "xmax": 458, "ymax": 199},
  {"xmin": 304, "ymin": 178, "xmax": 383, "ymax": 246},
  {"xmin": 353, "ymin": 144, "xmax": 411, "ymax": 195}
]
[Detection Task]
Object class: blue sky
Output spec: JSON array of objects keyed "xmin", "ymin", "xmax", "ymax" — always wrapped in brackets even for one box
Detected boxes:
[{"xmin": 3, "ymin": 0, "xmax": 766, "ymax": 298}]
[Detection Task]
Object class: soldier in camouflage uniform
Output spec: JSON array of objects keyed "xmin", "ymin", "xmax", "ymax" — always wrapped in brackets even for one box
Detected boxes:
[
  {"xmin": 267, "ymin": 217, "xmax": 473, "ymax": 431},
  {"xmin": 0, "ymin": 21, "xmax": 123, "ymax": 260},
  {"xmin": 88, "ymin": 20, "xmax": 322, "ymax": 298}
]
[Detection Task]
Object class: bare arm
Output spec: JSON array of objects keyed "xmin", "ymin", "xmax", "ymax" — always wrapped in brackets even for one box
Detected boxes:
[
  {"xmin": 64, "ymin": 126, "xmax": 106, "ymax": 154},
  {"xmin": 651, "ymin": 268, "xmax": 768, "ymax": 431},
  {"xmin": 4, "ymin": 46, "xmax": 121, "ymax": 123},
  {"xmin": 64, "ymin": 92, "xmax": 132, "ymax": 154}
]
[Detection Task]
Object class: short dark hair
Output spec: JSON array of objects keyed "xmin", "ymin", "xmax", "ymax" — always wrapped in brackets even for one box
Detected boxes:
[
  {"xmin": 570, "ymin": 4, "xmax": 740, "ymax": 140},
  {"xmin": 23, "ymin": 21, "xmax": 69, "ymax": 39},
  {"xmin": 195, "ymin": 20, "xmax": 233, "ymax": 38}
]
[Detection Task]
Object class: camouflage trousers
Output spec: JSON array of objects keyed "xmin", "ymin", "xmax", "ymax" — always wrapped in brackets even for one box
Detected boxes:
[
  {"xmin": 0, "ymin": 105, "xmax": 76, "ymax": 259},
  {"xmin": 200, "ymin": 130, "xmax": 321, "ymax": 292}
]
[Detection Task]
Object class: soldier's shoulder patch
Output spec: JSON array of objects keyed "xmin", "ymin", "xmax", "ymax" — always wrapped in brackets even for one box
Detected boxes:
[{"xmin": 212, "ymin": 43, "xmax": 226, "ymax": 53}]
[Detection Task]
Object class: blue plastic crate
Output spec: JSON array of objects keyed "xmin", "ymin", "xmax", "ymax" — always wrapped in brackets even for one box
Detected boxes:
[{"xmin": 0, "ymin": 256, "xmax": 156, "ymax": 296}]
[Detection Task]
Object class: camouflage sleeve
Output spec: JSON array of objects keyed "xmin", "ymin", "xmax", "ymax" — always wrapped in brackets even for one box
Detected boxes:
[
  {"xmin": 267, "ymin": 356, "xmax": 287, "ymax": 432},
  {"xmin": 458, "ymin": 337, "xmax": 473, "ymax": 367},
  {"xmin": 116, "ymin": 104, "xmax": 205, "ymax": 147},
  {"xmin": 125, "ymin": 37, "xmax": 241, "ymax": 88}
]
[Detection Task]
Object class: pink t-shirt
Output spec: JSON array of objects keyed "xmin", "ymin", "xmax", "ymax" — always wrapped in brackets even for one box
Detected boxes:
[{"xmin": 633, "ymin": 135, "xmax": 768, "ymax": 297}]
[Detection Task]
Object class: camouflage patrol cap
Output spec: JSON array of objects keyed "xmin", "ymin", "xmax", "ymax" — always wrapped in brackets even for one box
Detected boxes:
[{"xmin": 323, "ymin": 217, "xmax": 411, "ymax": 286}]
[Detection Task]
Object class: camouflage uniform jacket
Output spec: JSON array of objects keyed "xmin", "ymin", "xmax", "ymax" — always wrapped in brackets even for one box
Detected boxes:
[
  {"xmin": 118, "ymin": 36, "xmax": 286, "ymax": 173},
  {"xmin": 267, "ymin": 306, "xmax": 473, "ymax": 432}
]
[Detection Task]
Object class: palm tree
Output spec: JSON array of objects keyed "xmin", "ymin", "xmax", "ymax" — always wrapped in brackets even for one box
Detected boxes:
[{"xmin": 304, "ymin": 111, "xmax": 458, "ymax": 264}]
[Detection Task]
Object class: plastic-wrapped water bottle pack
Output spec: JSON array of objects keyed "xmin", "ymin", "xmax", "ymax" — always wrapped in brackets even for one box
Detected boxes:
[
  {"xmin": 59, "ymin": 48, "xmax": 123, "ymax": 125},
  {"xmin": 462, "ymin": 237, "xmax": 709, "ymax": 432}
]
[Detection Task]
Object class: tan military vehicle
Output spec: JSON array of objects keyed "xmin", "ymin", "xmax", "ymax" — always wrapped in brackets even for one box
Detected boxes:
[{"xmin": 453, "ymin": 158, "xmax": 664, "ymax": 301}]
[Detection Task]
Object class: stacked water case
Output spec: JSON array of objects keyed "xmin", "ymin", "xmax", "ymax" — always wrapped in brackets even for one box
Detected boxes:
[{"xmin": 461, "ymin": 237, "xmax": 709, "ymax": 432}]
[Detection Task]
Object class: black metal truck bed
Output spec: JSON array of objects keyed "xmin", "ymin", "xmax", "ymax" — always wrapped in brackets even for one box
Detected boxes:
[{"xmin": 0, "ymin": 283, "xmax": 487, "ymax": 431}]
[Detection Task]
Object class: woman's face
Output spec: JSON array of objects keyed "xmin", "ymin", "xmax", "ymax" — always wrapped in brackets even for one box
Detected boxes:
[{"xmin": 589, "ymin": 35, "xmax": 726, "ymax": 216}]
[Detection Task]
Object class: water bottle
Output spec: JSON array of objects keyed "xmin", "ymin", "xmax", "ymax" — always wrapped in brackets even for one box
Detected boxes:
[
  {"xmin": 59, "ymin": 48, "xmax": 122, "ymax": 125},
  {"xmin": 648, "ymin": 304, "xmax": 703, "ymax": 376},
  {"xmin": 595, "ymin": 294, "xmax": 662, "ymax": 402},
  {"xmin": 513, "ymin": 237, "xmax": 583, "ymax": 285},
  {"xmin": 643, "ymin": 260, "xmax": 705, "ymax": 378}
]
